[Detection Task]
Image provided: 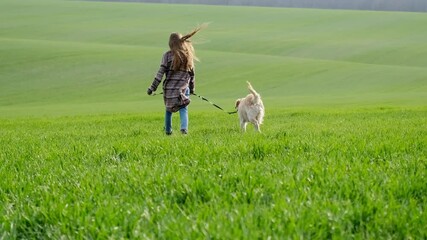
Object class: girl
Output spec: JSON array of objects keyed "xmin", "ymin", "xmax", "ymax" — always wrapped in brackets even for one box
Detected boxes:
[{"xmin": 147, "ymin": 26, "xmax": 203, "ymax": 135}]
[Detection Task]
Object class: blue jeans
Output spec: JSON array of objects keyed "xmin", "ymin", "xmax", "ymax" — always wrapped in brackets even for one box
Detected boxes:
[{"xmin": 165, "ymin": 88, "xmax": 189, "ymax": 134}]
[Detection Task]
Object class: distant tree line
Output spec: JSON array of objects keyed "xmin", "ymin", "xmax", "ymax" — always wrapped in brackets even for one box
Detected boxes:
[{"xmin": 93, "ymin": 0, "xmax": 427, "ymax": 12}]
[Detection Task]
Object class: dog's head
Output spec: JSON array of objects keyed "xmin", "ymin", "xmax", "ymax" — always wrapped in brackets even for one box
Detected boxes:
[{"xmin": 235, "ymin": 99, "xmax": 241, "ymax": 109}]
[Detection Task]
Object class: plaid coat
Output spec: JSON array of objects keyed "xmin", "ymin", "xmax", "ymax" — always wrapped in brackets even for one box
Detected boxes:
[{"xmin": 149, "ymin": 51, "xmax": 195, "ymax": 112}]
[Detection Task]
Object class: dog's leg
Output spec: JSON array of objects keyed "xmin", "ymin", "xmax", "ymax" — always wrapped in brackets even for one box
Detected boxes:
[
  {"xmin": 253, "ymin": 120, "xmax": 261, "ymax": 132},
  {"xmin": 255, "ymin": 124, "xmax": 261, "ymax": 133},
  {"xmin": 240, "ymin": 121, "xmax": 247, "ymax": 132}
]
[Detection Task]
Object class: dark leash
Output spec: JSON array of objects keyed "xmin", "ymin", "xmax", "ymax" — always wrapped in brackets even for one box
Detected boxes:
[
  {"xmin": 150, "ymin": 92, "xmax": 237, "ymax": 114},
  {"xmin": 191, "ymin": 93, "xmax": 237, "ymax": 114}
]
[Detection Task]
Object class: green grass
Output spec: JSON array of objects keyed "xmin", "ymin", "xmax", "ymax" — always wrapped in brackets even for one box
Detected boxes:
[
  {"xmin": 1, "ymin": 0, "xmax": 427, "ymax": 238},
  {"xmin": 1, "ymin": 109, "xmax": 426, "ymax": 238}
]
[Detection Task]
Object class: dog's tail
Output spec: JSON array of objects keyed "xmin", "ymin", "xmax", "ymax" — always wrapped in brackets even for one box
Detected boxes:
[{"xmin": 247, "ymin": 81, "xmax": 261, "ymax": 104}]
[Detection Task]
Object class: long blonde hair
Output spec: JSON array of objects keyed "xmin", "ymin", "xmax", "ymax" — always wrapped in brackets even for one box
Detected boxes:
[{"xmin": 169, "ymin": 25, "xmax": 205, "ymax": 71}]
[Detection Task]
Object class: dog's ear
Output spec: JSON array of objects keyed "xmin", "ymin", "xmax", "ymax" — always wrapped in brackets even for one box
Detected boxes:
[{"xmin": 235, "ymin": 99, "xmax": 241, "ymax": 109}]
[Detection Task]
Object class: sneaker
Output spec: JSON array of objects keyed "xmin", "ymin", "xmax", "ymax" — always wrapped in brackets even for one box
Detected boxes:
[
  {"xmin": 166, "ymin": 130, "xmax": 172, "ymax": 135},
  {"xmin": 180, "ymin": 129, "xmax": 188, "ymax": 135}
]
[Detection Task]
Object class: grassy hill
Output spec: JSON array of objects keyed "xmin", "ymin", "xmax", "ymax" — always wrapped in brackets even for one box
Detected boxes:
[{"xmin": 0, "ymin": 0, "xmax": 426, "ymax": 117}]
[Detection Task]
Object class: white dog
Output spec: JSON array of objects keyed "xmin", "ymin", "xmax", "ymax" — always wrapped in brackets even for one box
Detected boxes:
[{"xmin": 235, "ymin": 82, "xmax": 265, "ymax": 132}]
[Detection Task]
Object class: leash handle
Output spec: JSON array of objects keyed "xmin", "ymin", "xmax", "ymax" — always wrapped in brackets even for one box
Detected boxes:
[{"xmin": 150, "ymin": 92, "xmax": 163, "ymax": 96}]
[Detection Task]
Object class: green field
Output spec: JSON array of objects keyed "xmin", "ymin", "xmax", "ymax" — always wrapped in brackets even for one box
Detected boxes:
[
  {"xmin": 1, "ymin": 0, "xmax": 426, "ymax": 238},
  {"xmin": 1, "ymin": 109, "xmax": 426, "ymax": 238}
]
